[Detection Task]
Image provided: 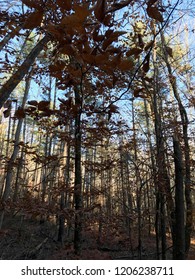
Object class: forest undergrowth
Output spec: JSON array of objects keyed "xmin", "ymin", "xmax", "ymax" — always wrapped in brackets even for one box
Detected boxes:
[{"xmin": 0, "ymin": 213, "xmax": 194, "ymax": 260}]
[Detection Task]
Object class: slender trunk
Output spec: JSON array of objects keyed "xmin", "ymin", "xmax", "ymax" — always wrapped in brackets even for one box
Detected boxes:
[
  {"xmin": 0, "ymin": 68, "xmax": 33, "ymax": 228},
  {"xmin": 0, "ymin": 24, "xmax": 23, "ymax": 51},
  {"xmin": 173, "ymin": 133, "xmax": 185, "ymax": 259},
  {"xmin": 58, "ymin": 138, "xmax": 71, "ymax": 243},
  {"xmin": 161, "ymin": 33, "xmax": 192, "ymax": 257},
  {"xmin": 73, "ymin": 86, "xmax": 82, "ymax": 254},
  {"xmin": 0, "ymin": 35, "xmax": 51, "ymax": 109},
  {"xmin": 132, "ymin": 100, "xmax": 142, "ymax": 259}
]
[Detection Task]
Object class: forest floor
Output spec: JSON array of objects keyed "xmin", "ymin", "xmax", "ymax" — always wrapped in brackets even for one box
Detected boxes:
[{"xmin": 0, "ymin": 214, "xmax": 195, "ymax": 260}]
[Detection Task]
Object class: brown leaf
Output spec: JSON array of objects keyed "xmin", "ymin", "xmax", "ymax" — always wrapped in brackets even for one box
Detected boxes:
[
  {"xmin": 147, "ymin": 0, "xmax": 159, "ymax": 7},
  {"xmin": 104, "ymin": 79, "xmax": 113, "ymax": 88},
  {"xmin": 92, "ymin": 26, "xmax": 99, "ymax": 40},
  {"xmin": 94, "ymin": 0, "xmax": 106, "ymax": 23},
  {"xmin": 165, "ymin": 46, "xmax": 173, "ymax": 58},
  {"xmin": 126, "ymin": 47, "xmax": 143, "ymax": 57},
  {"xmin": 60, "ymin": 44, "xmax": 76, "ymax": 56},
  {"xmin": 108, "ymin": 0, "xmax": 132, "ymax": 13},
  {"xmin": 47, "ymin": 24, "xmax": 62, "ymax": 40},
  {"xmin": 3, "ymin": 109, "xmax": 11, "ymax": 118},
  {"xmin": 112, "ymin": 74, "xmax": 118, "ymax": 86},
  {"xmin": 3, "ymin": 100, "xmax": 12, "ymax": 109},
  {"xmin": 109, "ymin": 104, "xmax": 119, "ymax": 113},
  {"xmin": 56, "ymin": 0, "xmax": 72, "ymax": 11},
  {"xmin": 102, "ymin": 31, "xmax": 126, "ymax": 50},
  {"xmin": 134, "ymin": 87, "xmax": 145, "ymax": 98},
  {"xmin": 25, "ymin": 106, "xmax": 37, "ymax": 113},
  {"xmin": 138, "ymin": 34, "xmax": 145, "ymax": 49},
  {"xmin": 144, "ymin": 40, "xmax": 154, "ymax": 51},
  {"xmin": 23, "ymin": 11, "xmax": 44, "ymax": 29},
  {"xmin": 107, "ymin": 47, "xmax": 121, "ymax": 54},
  {"xmin": 14, "ymin": 107, "xmax": 26, "ymax": 119},
  {"xmin": 28, "ymin": 100, "xmax": 38, "ymax": 106},
  {"xmin": 102, "ymin": 14, "xmax": 112, "ymax": 26},
  {"xmin": 61, "ymin": 5, "xmax": 89, "ymax": 28},
  {"xmin": 118, "ymin": 59, "xmax": 134, "ymax": 71},
  {"xmin": 39, "ymin": 110, "xmax": 52, "ymax": 117},
  {"xmin": 146, "ymin": 6, "xmax": 163, "ymax": 22},
  {"xmin": 22, "ymin": 0, "xmax": 42, "ymax": 10},
  {"xmin": 38, "ymin": 101, "xmax": 50, "ymax": 111},
  {"xmin": 82, "ymin": 54, "xmax": 95, "ymax": 64},
  {"xmin": 95, "ymin": 53, "xmax": 109, "ymax": 65},
  {"xmin": 142, "ymin": 53, "xmax": 150, "ymax": 73},
  {"xmin": 144, "ymin": 76, "xmax": 153, "ymax": 82}
]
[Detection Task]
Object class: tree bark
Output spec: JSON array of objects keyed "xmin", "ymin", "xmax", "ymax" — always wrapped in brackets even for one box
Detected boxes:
[
  {"xmin": 0, "ymin": 68, "xmax": 33, "ymax": 229},
  {"xmin": 73, "ymin": 86, "xmax": 83, "ymax": 254},
  {"xmin": 0, "ymin": 35, "xmax": 51, "ymax": 109},
  {"xmin": 161, "ymin": 32, "xmax": 192, "ymax": 257},
  {"xmin": 173, "ymin": 133, "xmax": 185, "ymax": 259},
  {"xmin": 0, "ymin": 24, "xmax": 23, "ymax": 52}
]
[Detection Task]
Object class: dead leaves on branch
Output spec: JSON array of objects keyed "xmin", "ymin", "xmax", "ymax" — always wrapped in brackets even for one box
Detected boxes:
[
  {"xmin": 94, "ymin": 0, "xmax": 106, "ymax": 23},
  {"xmin": 118, "ymin": 58, "xmax": 134, "ymax": 71},
  {"xmin": 142, "ymin": 53, "xmax": 150, "ymax": 73},
  {"xmin": 60, "ymin": 5, "xmax": 90, "ymax": 30},
  {"xmin": 102, "ymin": 31, "xmax": 126, "ymax": 50},
  {"xmin": 24, "ymin": 100, "xmax": 52, "ymax": 119},
  {"xmin": 22, "ymin": 0, "xmax": 43, "ymax": 10},
  {"xmin": 106, "ymin": 0, "xmax": 133, "ymax": 14},
  {"xmin": 126, "ymin": 47, "xmax": 143, "ymax": 57},
  {"xmin": 56, "ymin": 0, "xmax": 72, "ymax": 11},
  {"xmin": 14, "ymin": 107, "xmax": 26, "ymax": 119},
  {"xmin": 93, "ymin": 0, "xmax": 134, "ymax": 24},
  {"xmin": 146, "ymin": 6, "xmax": 163, "ymax": 22},
  {"xmin": 165, "ymin": 46, "xmax": 173, "ymax": 58},
  {"xmin": 146, "ymin": 1, "xmax": 164, "ymax": 22},
  {"xmin": 133, "ymin": 87, "xmax": 148, "ymax": 98},
  {"xmin": 23, "ymin": 11, "xmax": 44, "ymax": 29}
]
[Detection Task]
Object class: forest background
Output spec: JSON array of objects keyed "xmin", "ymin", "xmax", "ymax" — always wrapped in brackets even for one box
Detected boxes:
[{"xmin": 0, "ymin": 0, "xmax": 195, "ymax": 260}]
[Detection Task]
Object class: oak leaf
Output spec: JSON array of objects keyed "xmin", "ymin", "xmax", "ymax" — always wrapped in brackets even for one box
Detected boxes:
[
  {"xmin": 56, "ymin": 0, "xmax": 72, "ymax": 11},
  {"xmin": 22, "ymin": 0, "xmax": 42, "ymax": 10},
  {"xmin": 108, "ymin": 0, "xmax": 132, "ymax": 13},
  {"xmin": 144, "ymin": 40, "xmax": 154, "ymax": 51},
  {"xmin": 93, "ymin": 26, "xmax": 105, "ymax": 42},
  {"xmin": 38, "ymin": 101, "xmax": 50, "ymax": 111},
  {"xmin": 165, "ymin": 46, "xmax": 173, "ymax": 58},
  {"xmin": 3, "ymin": 109, "xmax": 11, "ymax": 118},
  {"xmin": 95, "ymin": 53, "xmax": 109, "ymax": 65},
  {"xmin": 142, "ymin": 53, "xmax": 150, "ymax": 73},
  {"xmin": 94, "ymin": 0, "xmax": 106, "ymax": 23},
  {"xmin": 23, "ymin": 11, "xmax": 44, "ymax": 29},
  {"xmin": 102, "ymin": 31, "xmax": 126, "ymax": 50},
  {"xmin": 108, "ymin": 104, "xmax": 119, "ymax": 113},
  {"xmin": 14, "ymin": 107, "xmax": 26, "ymax": 119},
  {"xmin": 138, "ymin": 33, "xmax": 145, "ymax": 48},
  {"xmin": 134, "ymin": 88, "xmax": 145, "ymax": 98},
  {"xmin": 28, "ymin": 100, "xmax": 38, "ymax": 106},
  {"xmin": 118, "ymin": 59, "xmax": 134, "ymax": 71},
  {"xmin": 60, "ymin": 44, "xmax": 76, "ymax": 56},
  {"xmin": 146, "ymin": 6, "xmax": 163, "ymax": 22},
  {"xmin": 82, "ymin": 54, "xmax": 95, "ymax": 64},
  {"xmin": 61, "ymin": 5, "xmax": 89, "ymax": 28},
  {"xmin": 126, "ymin": 48, "xmax": 143, "ymax": 57},
  {"xmin": 147, "ymin": 0, "xmax": 159, "ymax": 6}
]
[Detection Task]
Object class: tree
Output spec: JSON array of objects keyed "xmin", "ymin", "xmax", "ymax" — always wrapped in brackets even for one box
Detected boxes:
[{"xmin": 0, "ymin": 0, "xmax": 194, "ymax": 260}]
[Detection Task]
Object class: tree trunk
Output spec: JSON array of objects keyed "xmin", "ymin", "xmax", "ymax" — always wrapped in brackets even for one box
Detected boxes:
[
  {"xmin": 0, "ymin": 68, "xmax": 32, "ymax": 229},
  {"xmin": 0, "ymin": 24, "xmax": 23, "ymax": 51},
  {"xmin": 161, "ymin": 33, "xmax": 192, "ymax": 257},
  {"xmin": 73, "ymin": 86, "xmax": 83, "ymax": 254},
  {"xmin": 173, "ymin": 133, "xmax": 185, "ymax": 259},
  {"xmin": 0, "ymin": 35, "xmax": 50, "ymax": 109}
]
